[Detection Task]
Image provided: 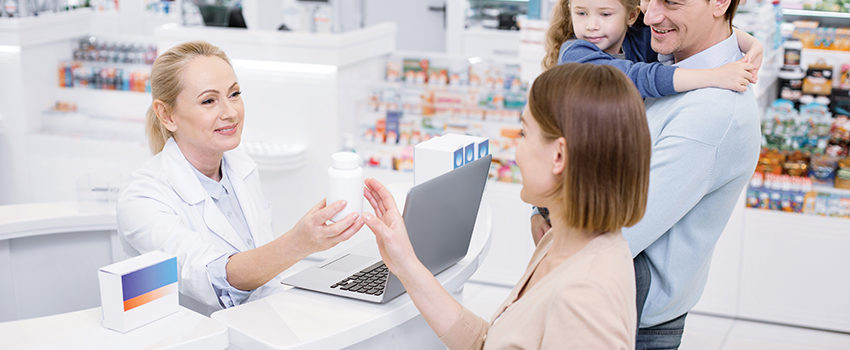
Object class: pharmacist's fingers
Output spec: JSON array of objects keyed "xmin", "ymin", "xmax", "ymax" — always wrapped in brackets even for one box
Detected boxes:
[
  {"xmin": 332, "ymin": 216, "xmax": 364, "ymax": 243},
  {"xmin": 325, "ymin": 211, "xmax": 360, "ymax": 237},
  {"xmin": 303, "ymin": 198, "xmax": 327, "ymax": 226},
  {"xmin": 315, "ymin": 200, "xmax": 347, "ymax": 224}
]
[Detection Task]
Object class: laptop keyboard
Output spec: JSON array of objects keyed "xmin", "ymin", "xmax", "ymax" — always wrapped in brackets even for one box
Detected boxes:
[{"xmin": 330, "ymin": 261, "xmax": 388, "ymax": 296}]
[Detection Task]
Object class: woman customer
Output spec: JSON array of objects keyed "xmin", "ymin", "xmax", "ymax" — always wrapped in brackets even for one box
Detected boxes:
[
  {"xmin": 362, "ymin": 62, "xmax": 652, "ymax": 349},
  {"xmin": 117, "ymin": 41, "xmax": 363, "ymax": 313}
]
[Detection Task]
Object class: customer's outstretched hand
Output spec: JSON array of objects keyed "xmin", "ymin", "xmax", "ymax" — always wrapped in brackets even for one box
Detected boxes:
[{"xmin": 362, "ymin": 178, "xmax": 421, "ymax": 279}]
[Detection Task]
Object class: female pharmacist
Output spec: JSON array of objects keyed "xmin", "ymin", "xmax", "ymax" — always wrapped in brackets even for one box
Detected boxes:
[
  {"xmin": 362, "ymin": 63, "xmax": 651, "ymax": 349},
  {"xmin": 117, "ymin": 41, "xmax": 364, "ymax": 313}
]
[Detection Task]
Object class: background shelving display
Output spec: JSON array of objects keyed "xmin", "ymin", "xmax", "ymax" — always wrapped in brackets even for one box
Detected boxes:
[{"xmin": 356, "ymin": 53, "xmax": 527, "ymax": 183}]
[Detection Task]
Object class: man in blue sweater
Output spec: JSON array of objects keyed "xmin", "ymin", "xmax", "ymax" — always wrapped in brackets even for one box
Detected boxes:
[{"xmin": 531, "ymin": 0, "xmax": 760, "ymax": 348}]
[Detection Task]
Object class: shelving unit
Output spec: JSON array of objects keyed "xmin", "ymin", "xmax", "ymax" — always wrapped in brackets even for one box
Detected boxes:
[
  {"xmin": 447, "ymin": 0, "xmax": 524, "ymax": 58},
  {"xmin": 782, "ymin": 9, "xmax": 850, "ymax": 27},
  {"xmin": 0, "ymin": 8, "xmax": 93, "ymax": 46}
]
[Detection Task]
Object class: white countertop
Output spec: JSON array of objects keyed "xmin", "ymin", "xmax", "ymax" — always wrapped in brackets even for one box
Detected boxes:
[
  {"xmin": 0, "ymin": 306, "xmax": 228, "ymax": 350},
  {"xmin": 0, "ymin": 201, "xmax": 116, "ymax": 240},
  {"xmin": 211, "ymin": 194, "xmax": 493, "ymax": 349}
]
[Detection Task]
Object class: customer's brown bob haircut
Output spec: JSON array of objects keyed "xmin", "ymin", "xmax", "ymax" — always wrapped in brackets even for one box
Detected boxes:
[{"xmin": 528, "ymin": 63, "xmax": 651, "ymax": 232}]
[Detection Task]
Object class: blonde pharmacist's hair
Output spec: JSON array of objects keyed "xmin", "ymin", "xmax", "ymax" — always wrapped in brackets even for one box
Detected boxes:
[
  {"xmin": 529, "ymin": 63, "xmax": 650, "ymax": 232},
  {"xmin": 145, "ymin": 41, "xmax": 232, "ymax": 154}
]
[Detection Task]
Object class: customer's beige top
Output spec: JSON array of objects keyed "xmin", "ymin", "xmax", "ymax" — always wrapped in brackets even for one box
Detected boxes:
[{"xmin": 441, "ymin": 230, "xmax": 637, "ymax": 349}]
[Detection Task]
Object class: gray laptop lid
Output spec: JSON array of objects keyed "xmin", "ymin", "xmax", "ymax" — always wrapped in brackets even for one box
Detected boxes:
[{"xmin": 403, "ymin": 154, "xmax": 491, "ymax": 276}]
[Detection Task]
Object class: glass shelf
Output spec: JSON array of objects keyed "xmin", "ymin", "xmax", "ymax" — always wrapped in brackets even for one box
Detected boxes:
[
  {"xmin": 782, "ymin": 9, "xmax": 850, "ymax": 27},
  {"xmin": 465, "ymin": 0, "xmax": 528, "ymax": 31}
]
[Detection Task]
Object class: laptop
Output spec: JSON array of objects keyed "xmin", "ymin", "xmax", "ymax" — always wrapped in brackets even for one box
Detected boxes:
[{"xmin": 282, "ymin": 154, "xmax": 491, "ymax": 303}]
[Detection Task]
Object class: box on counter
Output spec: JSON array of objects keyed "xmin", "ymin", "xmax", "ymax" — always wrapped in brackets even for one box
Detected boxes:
[
  {"xmin": 98, "ymin": 251, "xmax": 178, "ymax": 333},
  {"xmin": 440, "ymin": 134, "xmax": 490, "ymax": 163},
  {"xmin": 414, "ymin": 135, "xmax": 465, "ymax": 185},
  {"xmin": 414, "ymin": 133, "xmax": 490, "ymax": 185}
]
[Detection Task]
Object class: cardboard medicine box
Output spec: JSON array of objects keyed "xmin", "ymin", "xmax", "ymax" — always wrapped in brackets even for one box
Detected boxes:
[
  {"xmin": 98, "ymin": 251, "xmax": 179, "ymax": 333},
  {"xmin": 414, "ymin": 135, "xmax": 465, "ymax": 186},
  {"xmin": 440, "ymin": 134, "xmax": 490, "ymax": 163}
]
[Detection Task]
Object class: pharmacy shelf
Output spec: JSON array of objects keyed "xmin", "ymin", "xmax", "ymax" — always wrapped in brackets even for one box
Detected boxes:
[
  {"xmin": 813, "ymin": 183, "xmax": 850, "ymax": 196},
  {"xmin": 800, "ymin": 48, "xmax": 850, "ymax": 88},
  {"xmin": 782, "ymin": 9, "xmax": 850, "ymax": 27},
  {"xmin": 55, "ymin": 87, "xmax": 150, "ymax": 120},
  {"xmin": 0, "ymin": 8, "xmax": 93, "ymax": 46}
]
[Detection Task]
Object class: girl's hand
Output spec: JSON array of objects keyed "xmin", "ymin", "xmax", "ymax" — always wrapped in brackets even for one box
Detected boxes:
[
  {"xmin": 290, "ymin": 198, "xmax": 364, "ymax": 256},
  {"xmin": 712, "ymin": 60, "xmax": 756, "ymax": 92},
  {"xmin": 742, "ymin": 39, "xmax": 764, "ymax": 83},
  {"xmin": 362, "ymin": 178, "xmax": 422, "ymax": 278}
]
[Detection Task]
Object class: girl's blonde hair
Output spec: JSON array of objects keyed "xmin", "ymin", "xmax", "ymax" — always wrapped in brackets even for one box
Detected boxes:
[
  {"xmin": 145, "ymin": 41, "xmax": 231, "ymax": 154},
  {"xmin": 542, "ymin": 0, "xmax": 640, "ymax": 70}
]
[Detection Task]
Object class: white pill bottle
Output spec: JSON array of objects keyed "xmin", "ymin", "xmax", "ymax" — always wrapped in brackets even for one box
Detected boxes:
[{"xmin": 327, "ymin": 152, "xmax": 364, "ymax": 222}]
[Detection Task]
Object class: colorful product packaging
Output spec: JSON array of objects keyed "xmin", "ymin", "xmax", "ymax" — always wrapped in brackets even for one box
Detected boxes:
[{"xmin": 98, "ymin": 251, "xmax": 178, "ymax": 333}]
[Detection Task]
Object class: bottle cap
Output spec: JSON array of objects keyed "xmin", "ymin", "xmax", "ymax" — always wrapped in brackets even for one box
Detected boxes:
[{"xmin": 331, "ymin": 152, "xmax": 361, "ymax": 170}]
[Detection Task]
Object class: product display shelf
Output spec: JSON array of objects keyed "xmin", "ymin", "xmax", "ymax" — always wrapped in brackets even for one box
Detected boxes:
[
  {"xmin": 0, "ymin": 8, "xmax": 93, "ymax": 46},
  {"xmin": 375, "ymin": 81, "xmax": 527, "ymax": 100},
  {"xmin": 783, "ymin": 9, "xmax": 850, "ymax": 27},
  {"xmin": 813, "ymin": 183, "xmax": 850, "ymax": 196},
  {"xmin": 800, "ymin": 48, "xmax": 850, "ymax": 87}
]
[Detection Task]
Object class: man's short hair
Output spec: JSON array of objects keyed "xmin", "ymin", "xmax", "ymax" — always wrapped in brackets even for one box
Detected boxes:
[{"xmin": 721, "ymin": 0, "xmax": 741, "ymax": 28}]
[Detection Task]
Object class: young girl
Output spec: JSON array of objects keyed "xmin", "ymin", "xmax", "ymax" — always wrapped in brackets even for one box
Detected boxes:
[
  {"xmin": 543, "ymin": 0, "xmax": 762, "ymax": 98},
  {"xmin": 362, "ymin": 63, "xmax": 650, "ymax": 349}
]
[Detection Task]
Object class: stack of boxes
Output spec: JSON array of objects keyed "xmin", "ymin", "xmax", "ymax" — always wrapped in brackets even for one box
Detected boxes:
[{"xmin": 414, "ymin": 134, "xmax": 489, "ymax": 185}]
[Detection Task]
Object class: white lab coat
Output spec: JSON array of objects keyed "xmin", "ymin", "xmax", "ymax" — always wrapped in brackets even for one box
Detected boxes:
[{"xmin": 117, "ymin": 137, "xmax": 276, "ymax": 313}]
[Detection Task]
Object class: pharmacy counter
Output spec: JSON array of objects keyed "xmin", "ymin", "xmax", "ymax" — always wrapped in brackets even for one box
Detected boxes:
[
  {"xmin": 0, "ymin": 201, "xmax": 115, "ymax": 240},
  {"xmin": 211, "ymin": 194, "xmax": 493, "ymax": 349},
  {"xmin": 0, "ymin": 306, "xmax": 228, "ymax": 349},
  {"xmin": 0, "ymin": 202, "xmax": 128, "ymax": 322}
]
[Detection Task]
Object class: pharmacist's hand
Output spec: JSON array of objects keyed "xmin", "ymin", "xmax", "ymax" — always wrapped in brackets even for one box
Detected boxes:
[
  {"xmin": 530, "ymin": 214, "xmax": 551, "ymax": 246},
  {"xmin": 362, "ymin": 178, "xmax": 421, "ymax": 278},
  {"xmin": 291, "ymin": 199, "xmax": 363, "ymax": 256}
]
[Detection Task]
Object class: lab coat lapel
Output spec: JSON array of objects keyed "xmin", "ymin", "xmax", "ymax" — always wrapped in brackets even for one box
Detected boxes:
[
  {"xmin": 202, "ymin": 198, "xmax": 249, "ymax": 252},
  {"xmin": 162, "ymin": 138, "xmax": 249, "ymax": 252},
  {"xmin": 224, "ymin": 148, "xmax": 270, "ymax": 245}
]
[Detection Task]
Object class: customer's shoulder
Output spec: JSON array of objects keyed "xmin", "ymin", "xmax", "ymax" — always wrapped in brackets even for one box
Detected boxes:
[
  {"xmin": 553, "ymin": 233, "xmax": 634, "ymax": 289},
  {"xmin": 650, "ymin": 88, "xmax": 756, "ymax": 122}
]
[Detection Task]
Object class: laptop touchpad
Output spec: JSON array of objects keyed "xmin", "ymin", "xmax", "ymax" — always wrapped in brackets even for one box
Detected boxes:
[{"xmin": 320, "ymin": 254, "xmax": 374, "ymax": 273}]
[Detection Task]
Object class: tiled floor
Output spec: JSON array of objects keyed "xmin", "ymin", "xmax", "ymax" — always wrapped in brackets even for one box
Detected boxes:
[{"xmin": 459, "ymin": 281, "xmax": 850, "ymax": 349}]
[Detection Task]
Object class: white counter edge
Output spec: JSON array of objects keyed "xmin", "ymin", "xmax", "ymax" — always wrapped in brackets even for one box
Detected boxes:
[{"xmin": 0, "ymin": 202, "xmax": 116, "ymax": 240}]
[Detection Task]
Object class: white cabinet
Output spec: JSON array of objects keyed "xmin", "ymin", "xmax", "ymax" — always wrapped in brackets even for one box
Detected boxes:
[
  {"xmin": 739, "ymin": 209, "xmax": 850, "ymax": 333},
  {"xmin": 694, "ymin": 196, "xmax": 850, "ymax": 333}
]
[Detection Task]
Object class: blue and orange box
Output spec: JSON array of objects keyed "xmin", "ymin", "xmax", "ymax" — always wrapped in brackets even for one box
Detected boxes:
[{"xmin": 98, "ymin": 251, "xmax": 179, "ymax": 333}]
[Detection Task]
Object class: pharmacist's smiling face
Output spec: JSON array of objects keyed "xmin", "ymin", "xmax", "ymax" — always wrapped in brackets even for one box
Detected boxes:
[{"xmin": 170, "ymin": 56, "xmax": 244, "ymax": 159}]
